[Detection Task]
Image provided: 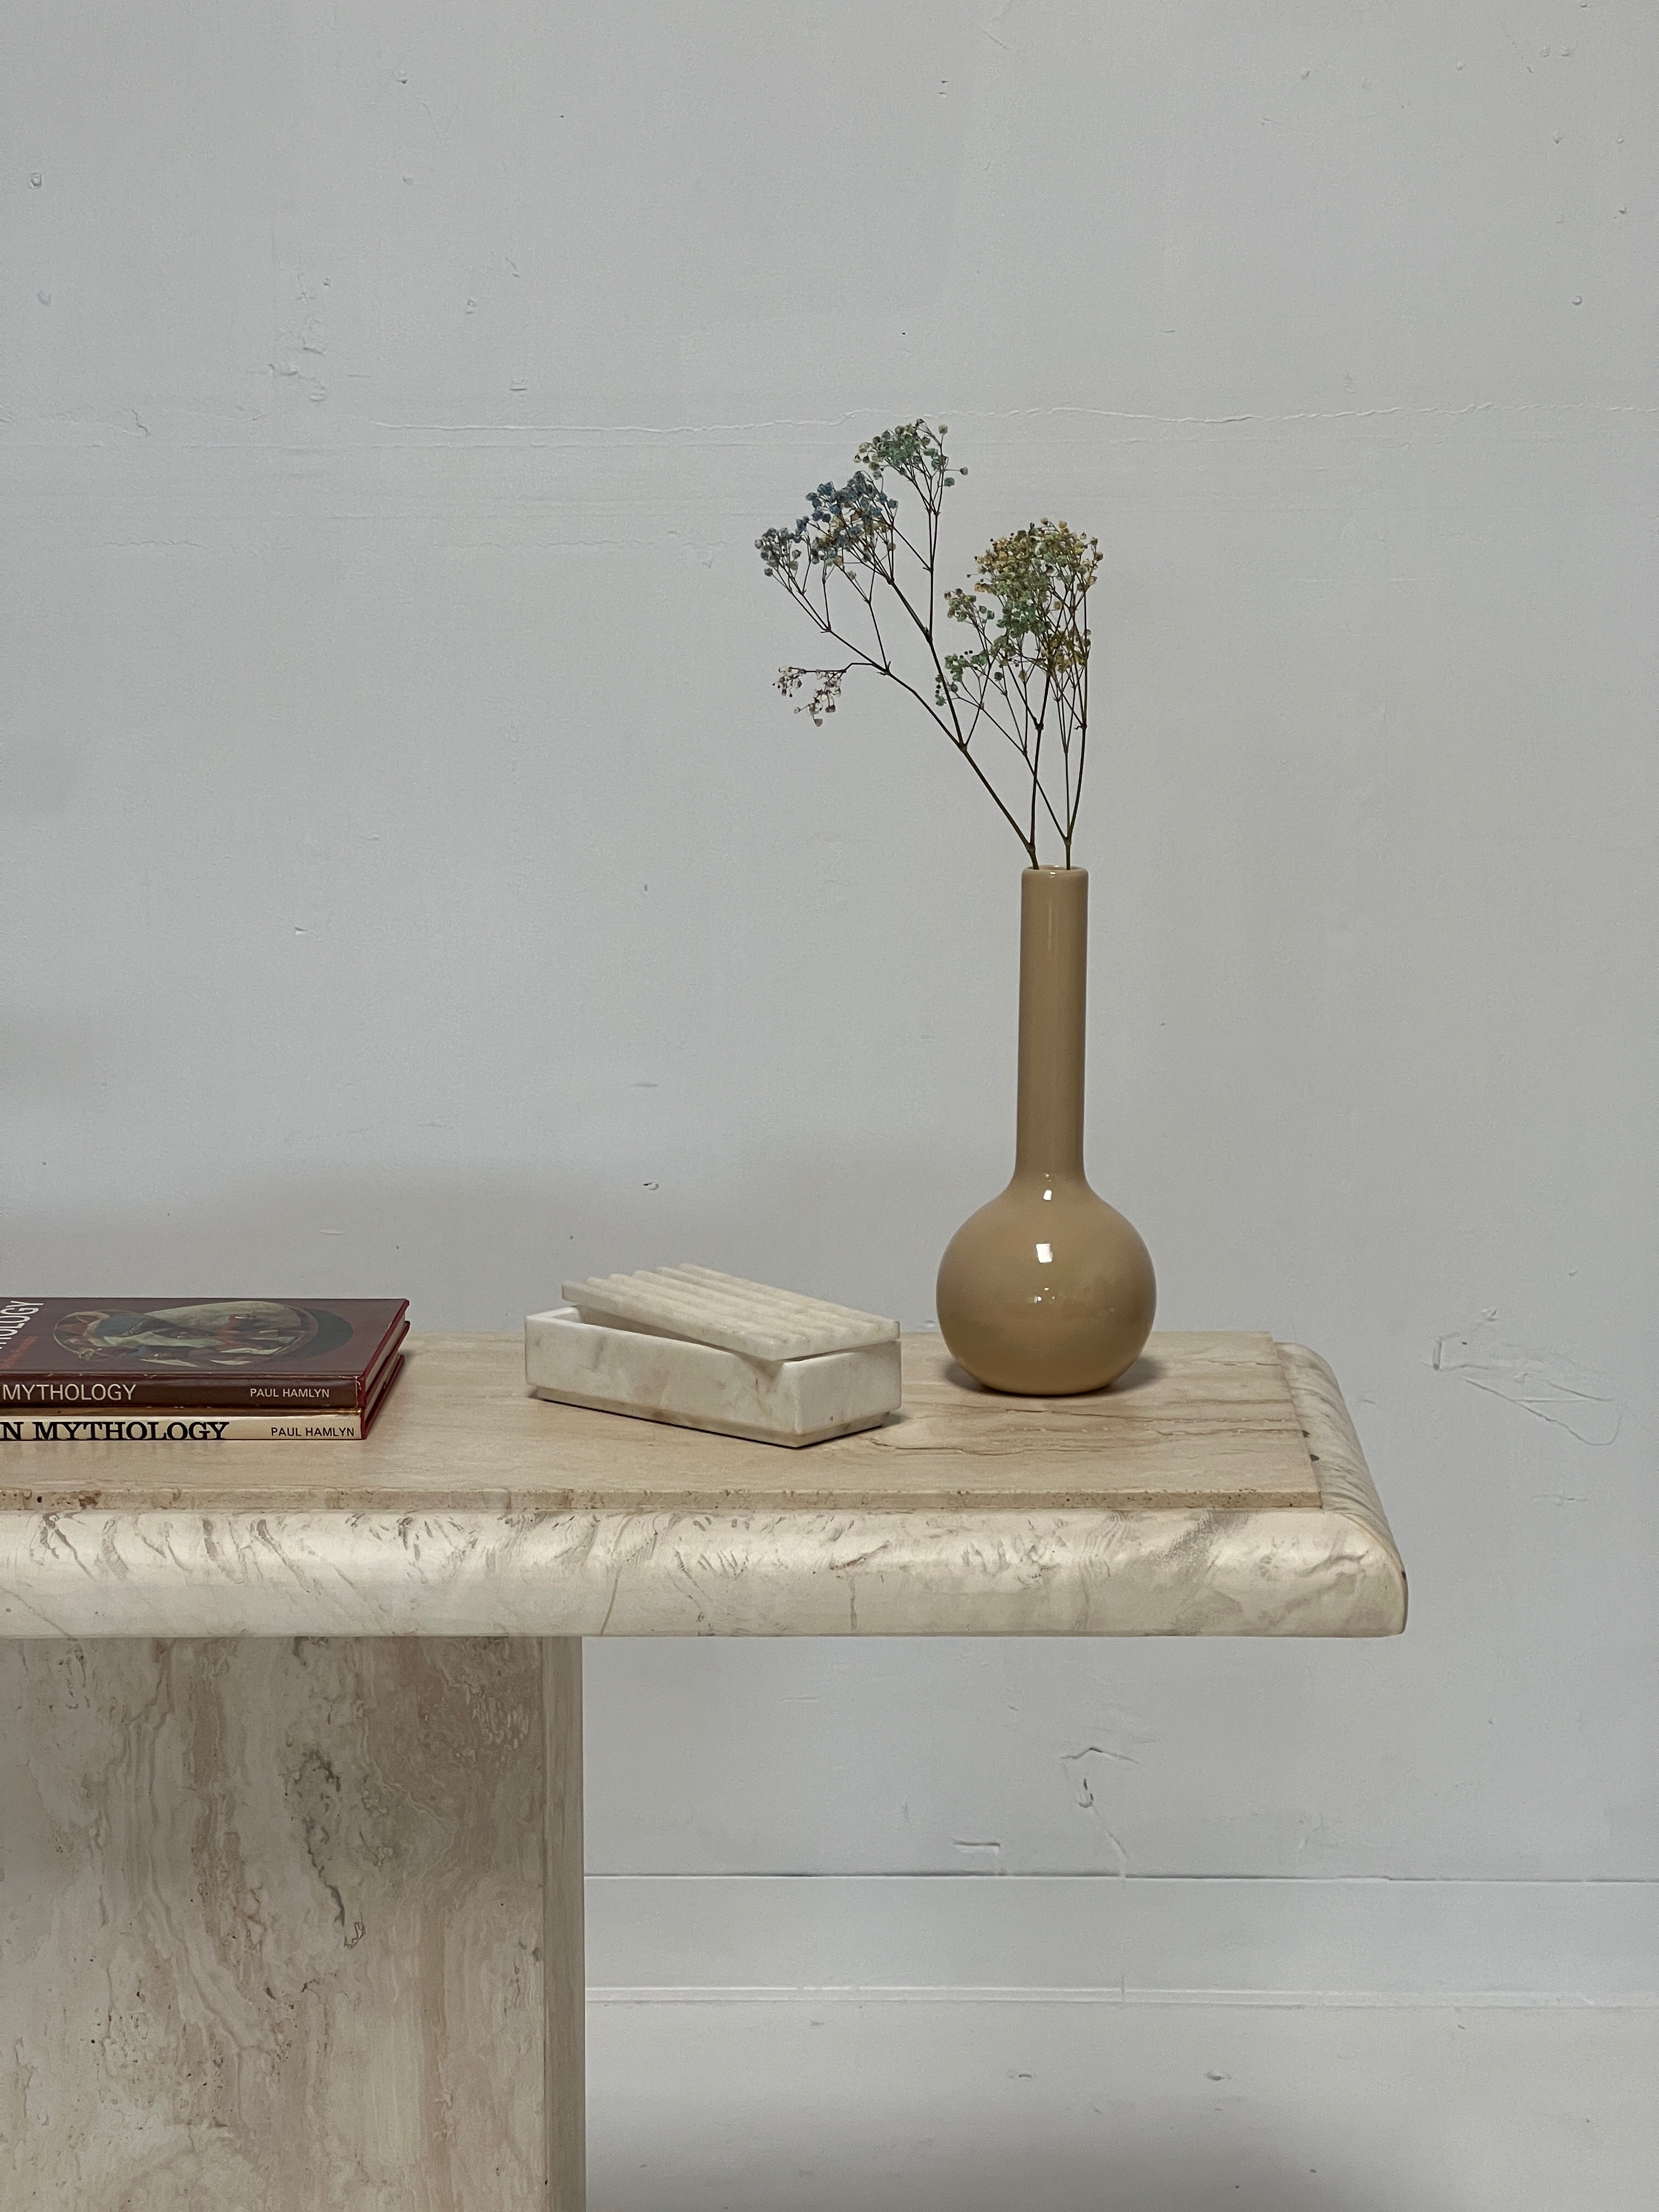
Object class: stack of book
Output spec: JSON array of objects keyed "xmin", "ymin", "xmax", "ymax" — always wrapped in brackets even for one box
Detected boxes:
[{"xmin": 0, "ymin": 1298, "xmax": 408, "ymax": 1442}]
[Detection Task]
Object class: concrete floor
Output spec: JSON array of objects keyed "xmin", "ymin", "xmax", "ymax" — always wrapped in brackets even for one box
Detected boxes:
[{"xmin": 590, "ymin": 1999, "xmax": 1657, "ymax": 2211}]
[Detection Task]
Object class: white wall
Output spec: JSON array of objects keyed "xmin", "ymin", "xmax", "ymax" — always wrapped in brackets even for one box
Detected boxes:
[{"xmin": 5, "ymin": 3, "xmax": 1656, "ymax": 1989}]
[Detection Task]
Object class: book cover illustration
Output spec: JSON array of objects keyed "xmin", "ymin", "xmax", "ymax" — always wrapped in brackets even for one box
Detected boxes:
[{"xmin": 0, "ymin": 1299, "xmax": 408, "ymax": 1409}]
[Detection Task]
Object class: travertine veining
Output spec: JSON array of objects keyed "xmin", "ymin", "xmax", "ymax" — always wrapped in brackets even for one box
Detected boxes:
[
  {"xmin": 0, "ymin": 1327, "xmax": 1407, "ymax": 1645},
  {"xmin": 0, "ymin": 1637, "xmax": 559, "ymax": 2208},
  {"xmin": 0, "ymin": 1500, "xmax": 1403, "ymax": 1640},
  {"xmin": 0, "ymin": 1332, "xmax": 1325, "ymax": 1516},
  {"xmin": 1277, "ymin": 1341, "xmax": 1401, "ymax": 1555},
  {"xmin": 0, "ymin": 1345, "xmax": 1398, "ymax": 2209},
  {"xmin": 0, "ymin": 1340, "xmax": 1403, "ymax": 1640}
]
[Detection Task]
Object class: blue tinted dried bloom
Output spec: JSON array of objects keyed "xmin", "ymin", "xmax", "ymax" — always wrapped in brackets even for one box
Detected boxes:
[
  {"xmin": 856, "ymin": 419, "xmax": 953, "ymax": 485},
  {"xmin": 793, "ymin": 469, "xmax": 898, "ymax": 572},
  {"xmin": 755, "ymin": 523, "xmax": 805, "ymax": 581}
]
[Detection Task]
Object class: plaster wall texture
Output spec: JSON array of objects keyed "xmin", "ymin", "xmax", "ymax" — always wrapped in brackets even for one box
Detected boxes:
[{"xmin": 3, "ymin": 2, "xmax": 1656, "ymax": 1982}]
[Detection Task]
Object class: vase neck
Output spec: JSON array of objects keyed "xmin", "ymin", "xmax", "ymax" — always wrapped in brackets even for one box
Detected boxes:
[{"xmin": 1014, "ymin": 866, "xmax": 1087, "ymax": 1178}]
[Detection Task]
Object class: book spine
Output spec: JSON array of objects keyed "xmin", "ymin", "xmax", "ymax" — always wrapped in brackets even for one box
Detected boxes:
[
  {"xmin": 0, "ymin": 1379, "xmax": 367, "ymax": 1410},
  {"xmin": 0, "ymin": 1410, "xmax": 365, "ymax": 1442}
]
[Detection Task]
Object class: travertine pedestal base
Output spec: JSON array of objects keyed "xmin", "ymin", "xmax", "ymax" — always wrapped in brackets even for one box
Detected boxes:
[
  {"xmin": 0, "ymin": 1336, "xmax": 1402, "ymax": 2206},
  {"xmin": 0, "ymin": 1635, "xmax": 585, "ymax": 2210}
]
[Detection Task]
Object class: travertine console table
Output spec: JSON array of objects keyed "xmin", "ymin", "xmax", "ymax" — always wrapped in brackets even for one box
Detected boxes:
[{"xmin": 0, "ymin": 1332, "xmax": 1403, "ymax": 2208}]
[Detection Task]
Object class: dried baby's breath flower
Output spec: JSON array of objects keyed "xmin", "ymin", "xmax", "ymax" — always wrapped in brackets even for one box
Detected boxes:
[{"xmin": 757, "ymin": 422, "xmax": 1098, "ymax": 866}]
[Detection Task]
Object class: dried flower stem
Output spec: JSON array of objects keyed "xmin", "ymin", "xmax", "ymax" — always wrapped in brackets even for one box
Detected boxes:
[{"xmin": 758, "ymin": 421, "xmax": 1101, "ymax": 867}]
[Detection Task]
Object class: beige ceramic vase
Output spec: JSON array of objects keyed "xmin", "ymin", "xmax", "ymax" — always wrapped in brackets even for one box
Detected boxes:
[{"xmin": 936, "ymin": 866, "xmax": 1155, "ymax": 1395}]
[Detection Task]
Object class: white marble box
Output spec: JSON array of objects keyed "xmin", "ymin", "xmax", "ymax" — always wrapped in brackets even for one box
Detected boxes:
[{"xmin": 524, "ymin": 1306, "xmax": 903, "ymax": 1447}]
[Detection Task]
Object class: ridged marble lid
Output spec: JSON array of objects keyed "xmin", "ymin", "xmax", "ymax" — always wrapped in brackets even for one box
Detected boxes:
[{"xmin": 558, "ymin": 1265, "xmax": 898, "ymax": 1363}]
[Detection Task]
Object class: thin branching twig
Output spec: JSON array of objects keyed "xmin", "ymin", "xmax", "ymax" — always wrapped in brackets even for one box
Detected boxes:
[{"xmin": 757, "ymin": 422, "xmax": 1101, "ymax": 867}]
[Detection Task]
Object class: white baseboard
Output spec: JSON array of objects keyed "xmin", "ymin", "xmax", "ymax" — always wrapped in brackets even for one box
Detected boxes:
[{"xmin": 586, "ymin": 1874, "xmax": 1659, "ymax": 2007}]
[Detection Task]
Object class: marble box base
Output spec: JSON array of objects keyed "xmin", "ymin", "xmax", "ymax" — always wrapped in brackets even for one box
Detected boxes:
[{"xmin": 525, "ymin": 1305, "xmax": 902, "ymax": 1447}]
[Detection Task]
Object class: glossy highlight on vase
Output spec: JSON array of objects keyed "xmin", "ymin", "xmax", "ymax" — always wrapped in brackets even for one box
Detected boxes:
[{"xmin": 936, "ymin": 867, "xmax": 1156, "ymax": 1396}]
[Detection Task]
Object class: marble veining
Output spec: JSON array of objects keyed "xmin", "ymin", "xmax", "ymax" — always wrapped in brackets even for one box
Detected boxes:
[
  {"xmin": 527, "ymin": 1305, "xmax": 902, "ymax": 1447},
  {"xmin": 558, "ymin": 1265, "xmax": 898, "ymax": 1361}
]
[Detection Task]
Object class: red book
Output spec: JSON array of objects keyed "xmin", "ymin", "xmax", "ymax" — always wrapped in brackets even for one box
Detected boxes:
[{"xmin": 0, "ymin": 1299, "xmax": 409, "ymax": 1412}]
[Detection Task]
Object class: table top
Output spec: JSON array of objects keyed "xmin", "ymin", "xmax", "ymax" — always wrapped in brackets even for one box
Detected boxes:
[
  {"xmin": 1, "ymin": 1331, "xmax": 1321, "ymax": 1516},
  {"xmin": 0, "ymin": 1333, "xmax": 1406, "ymax": 1643}
]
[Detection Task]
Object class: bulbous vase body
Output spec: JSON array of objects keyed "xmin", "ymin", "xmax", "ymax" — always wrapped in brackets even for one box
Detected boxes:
[{"xmin": 936, "ymin": 867, "xmax": 1155, "ymax": 1396}]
